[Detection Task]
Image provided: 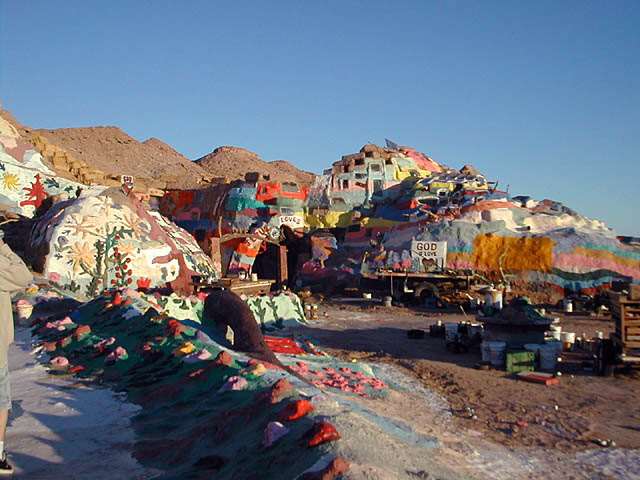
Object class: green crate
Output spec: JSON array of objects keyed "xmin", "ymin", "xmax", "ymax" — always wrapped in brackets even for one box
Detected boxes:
[{"xmin": 506, "ymin": 350, "xmax": 535, "ymax": 374}]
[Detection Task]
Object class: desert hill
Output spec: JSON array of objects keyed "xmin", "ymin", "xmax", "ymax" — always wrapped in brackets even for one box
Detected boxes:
[
  {"xmin": 0, "ymin": 108, "xmax": 315, "ymax": 189},
  {"xmin": 30, "ymin": 126, "xmax": 209, "ymax": 189},
  {"xmin": 196, "ymin": 146, "xmax": 315, "ymax": 185}
]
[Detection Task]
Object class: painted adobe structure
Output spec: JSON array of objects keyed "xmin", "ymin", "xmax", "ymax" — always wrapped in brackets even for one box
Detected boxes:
[
  {"xmin": 311, "ymin": 145, "xmax": 639, "ymax": 299},
  {"xmin": 161, "ymin": 179, "xmax": 308, "ymax": 275},
  {"xmin": 160, "ymin": 142, "xmax": 639, "ymax": 299},
  {"xmin": 3, "ymin": 101, "xmax": 634, "ymax": 300}
]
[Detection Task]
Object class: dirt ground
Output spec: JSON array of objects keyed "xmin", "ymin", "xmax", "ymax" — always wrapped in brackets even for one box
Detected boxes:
[{"xmin": 293, "ymin": 299, "xmax": 640, "ymax": 454}]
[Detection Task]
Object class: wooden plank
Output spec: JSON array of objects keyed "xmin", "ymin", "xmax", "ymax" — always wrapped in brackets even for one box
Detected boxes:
[
  {"xmin": 626, "ymin": 327, "xmax": 640, "ymax": 335},
  {"xmin": 278, "ymin": 245, "xmax": 288, "ymax": 286},
  {"xmin": 623, "ymin": 341, "xmax": 640, "ymax": 349},
  {"xmin": 516, "ymin": 371, "xmax": 560, "ymax": 386},
  {"xmin": 620, "ymin": 300, "xmax": 640, "ymax": 307}
]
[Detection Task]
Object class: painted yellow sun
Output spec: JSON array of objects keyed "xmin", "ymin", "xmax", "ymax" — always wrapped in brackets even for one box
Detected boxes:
[{"xmin": 2, "ymin": 173, "xmax": 20, "ymax": 191}]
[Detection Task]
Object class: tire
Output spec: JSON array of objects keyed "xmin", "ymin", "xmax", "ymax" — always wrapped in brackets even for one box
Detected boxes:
[{"xmin": 416, "ymin": 282, "xmax": 440, "ymax": 306}]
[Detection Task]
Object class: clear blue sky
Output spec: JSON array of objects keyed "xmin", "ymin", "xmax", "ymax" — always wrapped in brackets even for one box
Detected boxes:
[{"xmin": 1, "ymin": 1, "xmax": 638, "ymax": 234}]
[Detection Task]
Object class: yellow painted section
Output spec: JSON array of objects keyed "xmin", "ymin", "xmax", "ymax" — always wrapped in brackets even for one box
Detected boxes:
[
  {"xmin": 395, "ymin": 169, "xmax": 414, "ymax": 181},
  {"xmin": 305, "ymin": 210, "xmax": 357, "ymax": 228},
  {"xmin": 472, "ymin": 234, "xmax": 554, "ymax": 272},
  {"xmin": 360, "ymin": 216, "xmax": 402, "ymax": 228},
  {"xmin": 429, "ymin": 182, "xmax": 454, "ymax": 192},
  {"xmin": 393, "ymin": 164, "xmax": 433, "ymax": 181}
]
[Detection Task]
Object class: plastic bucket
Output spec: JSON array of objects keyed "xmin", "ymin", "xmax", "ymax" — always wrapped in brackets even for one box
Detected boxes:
[
  {"xmin": 481, "ymin": 341, "xmax": 492, "ymax": 362},
  {"xmin": 539, "ymin": 341, "xmax": 562, "ymax": 371},
  {"xmin": 483, "ymin": 341, "xmax": 506, "ymax": 368}
]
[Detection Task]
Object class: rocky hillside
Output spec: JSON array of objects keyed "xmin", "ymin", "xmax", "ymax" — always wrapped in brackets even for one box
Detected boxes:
[
  {"xmin": 1, "ymin": 109, "xmax": 316, "ymax": 189},
  {"xmin": 30, "ymin": 126, "xmax": 210, "ymax": 190},
  {"xmin": 196, "ymin": 146, "xmax": 316, "ymax": 185}
]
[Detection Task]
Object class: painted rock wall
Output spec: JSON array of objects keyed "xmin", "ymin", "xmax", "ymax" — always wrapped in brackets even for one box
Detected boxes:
[
  {"xmin": 0, "ymin": 116, "xmax": 83, "ymax": 216},
  {"xmin": 162, "ymin": 181, "xmax": 308, "ymax": 275},
  {"xmin": 373, "ymin": 202, "xmax": 640, "ymax": 299},
  {"xmin": 306, "ymin": 144, "xmax": 447, "ymax": 228},
  {"xmin": 28, "ymin": 188, "xmax": 217, "ymax": 300}
]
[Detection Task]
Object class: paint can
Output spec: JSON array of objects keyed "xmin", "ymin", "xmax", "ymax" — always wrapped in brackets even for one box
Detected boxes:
[
  {"xmin": 251, "ymin": 273, "xmax": 258, "ymax": 281},
  {"xmin": 547, "ymin": 324, "xmax": 562, "ymax": 341},
  {"xmin": 562, "ymin": 299, "xmax": 573, "ymax": 313},
  {"xmin": 445, "ymin": 323, "xmax": 459, "ymax": 342},
  {"xmin": 560, "ymin": 332, "xmax": 576, "ymax": 351},
  {"xmin": 546, "ymin": 330, "xmax": 562, "ymax": 341},
  {"xmin": 484, "ymin": 289, "xmax": 495, "ymax": 308},
  {"xmin": 485, "ymin": 288, "xmax": 503, "ymax": 310},
  {"xmin": 383, "ymin": 296, "xmax": 392, "ymax": 307},
  {"xmin": 491, "ymin": 290, "xmax": 503, "ymax": 310}
]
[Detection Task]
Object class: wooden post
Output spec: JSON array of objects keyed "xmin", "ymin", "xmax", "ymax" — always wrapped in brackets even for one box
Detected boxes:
[{"xmin": 278, "ymin": 245, "xmax": 288, "ymax": 286}]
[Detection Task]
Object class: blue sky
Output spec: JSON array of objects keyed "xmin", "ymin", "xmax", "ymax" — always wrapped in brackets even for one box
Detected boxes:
[{"xmin": 1, "ymin": 0, "xmax": 638, "ymax": 234}]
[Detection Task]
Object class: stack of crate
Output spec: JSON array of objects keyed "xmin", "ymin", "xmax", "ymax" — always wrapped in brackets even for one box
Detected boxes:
[{"xmin": 609, "ymin": 289, "xmax": 640, "ymax": 356}]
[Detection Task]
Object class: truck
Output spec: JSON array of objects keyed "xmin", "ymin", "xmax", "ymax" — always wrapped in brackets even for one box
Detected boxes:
[{"xmin": 362, "ymin": 240, "xmax": 478, "ymax": 305}]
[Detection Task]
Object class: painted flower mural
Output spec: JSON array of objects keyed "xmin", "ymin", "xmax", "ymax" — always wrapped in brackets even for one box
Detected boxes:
[
  {"xmin": 0, "ymin": 116, "xmax": 83, "ymax": 217},
  {"xmin": 69, "ymin": 241, "xmax": 96, "ymax": 273},
  {"xmin": 1, "ymin": 172, "xmax": 19, "ymax": 191},
  {"xmin": 27, "ymin": 190, "xmax": 218, "ymax": 300}
]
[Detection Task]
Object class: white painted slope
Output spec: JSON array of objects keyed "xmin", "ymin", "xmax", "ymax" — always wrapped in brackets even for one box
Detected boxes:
[{"xmin": 6, "ymin": 327, "xmax": 159, "ymax": 479}]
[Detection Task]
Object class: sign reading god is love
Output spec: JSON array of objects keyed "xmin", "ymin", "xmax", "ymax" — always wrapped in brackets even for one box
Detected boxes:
[{"xmin": 411, "ymin": 240, "xmax": 447, "ymax": 271}]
